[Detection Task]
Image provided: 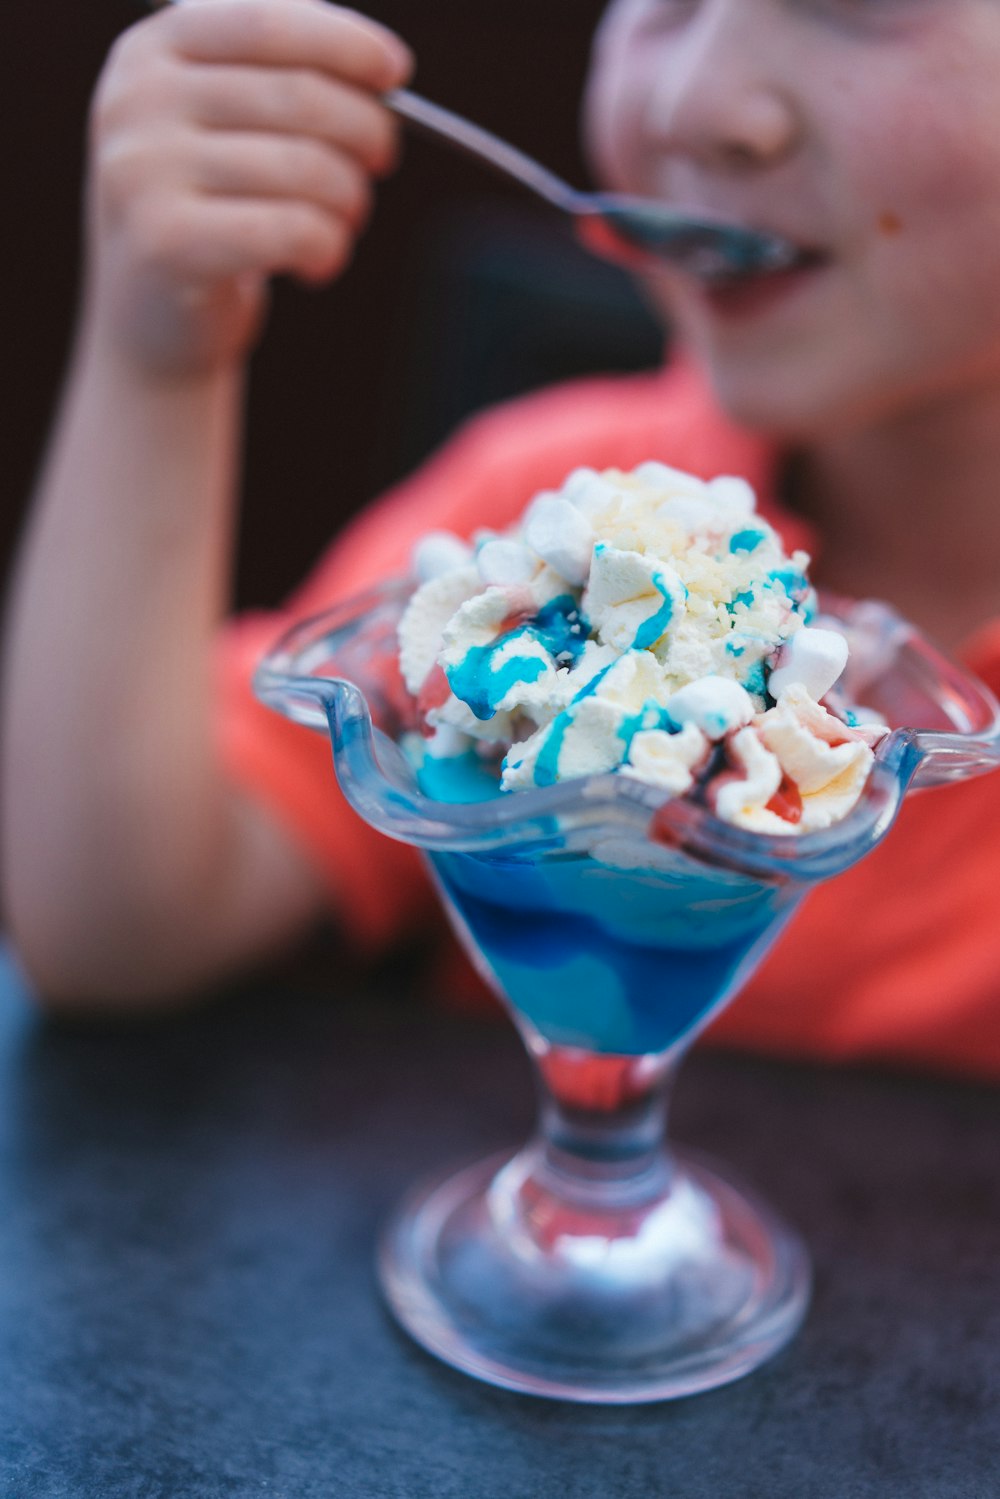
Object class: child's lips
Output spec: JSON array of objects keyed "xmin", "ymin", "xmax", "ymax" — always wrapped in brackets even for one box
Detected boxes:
[{"xmin": 695, "ymin": 244, "xmax": 831, "ymax": 315}]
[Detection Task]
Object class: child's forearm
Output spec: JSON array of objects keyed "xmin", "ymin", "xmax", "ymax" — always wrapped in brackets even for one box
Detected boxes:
[
  {"xmin": 0, "ymin": 2, "xmax": 413, "ymax": 1006},
  {"xmin": 1, "ymin": 333, "xmax": 320, "ymax": 1005}
]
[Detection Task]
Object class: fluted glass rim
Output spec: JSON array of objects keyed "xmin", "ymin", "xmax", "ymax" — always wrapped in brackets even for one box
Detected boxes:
[{"xmin": 254, "ymin": 578, "xmax": 1000, "ymax": 883}]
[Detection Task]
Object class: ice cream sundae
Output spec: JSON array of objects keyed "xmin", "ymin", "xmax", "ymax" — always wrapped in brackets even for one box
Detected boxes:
[{"xmin": 255, "ymin": 453, "xmax": 1000, "ymax": 1403}]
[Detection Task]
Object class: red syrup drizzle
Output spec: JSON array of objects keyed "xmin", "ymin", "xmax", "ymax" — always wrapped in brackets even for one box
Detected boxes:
[
  {"xmin": 765, "ymin": 776, "xmax": 803, "ymax": 825},
  {"xmin": 648, "ymin": 738, "xmax": 808, "ymax": 840},
  {"xmin": 496, "ymin": 606, "xmax": 534, "ymax": 636},
  {"xmin": 647, "ymin": 741, "xmax": 723, "ymax": 848},
  {"xmin": 416, "ymin": 664, "xmax": 452, "ymax": 734},
  {"xmin": 648, "ymin": 803, "xmax": 683, "ymax": 849}
]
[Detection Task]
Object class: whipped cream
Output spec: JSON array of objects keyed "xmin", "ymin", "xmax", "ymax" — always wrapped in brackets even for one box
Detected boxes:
[{"xmin": 398, "ymin": 462, "xmax": 885, "ymax": 835}]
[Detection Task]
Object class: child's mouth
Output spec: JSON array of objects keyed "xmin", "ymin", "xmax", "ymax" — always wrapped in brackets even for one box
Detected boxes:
[{"xmin": 697, "ymin": 246, "xmax": 830, "ymax": 314}]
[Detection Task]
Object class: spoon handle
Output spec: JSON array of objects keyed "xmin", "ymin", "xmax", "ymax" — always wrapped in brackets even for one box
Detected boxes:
[
  {"xmin": 143, "ymin": 6, "xmax": 577, "ymax": 207},
  {"xmin": 385, "ymin": 89, "xmax": 578, "ymax": 213}
]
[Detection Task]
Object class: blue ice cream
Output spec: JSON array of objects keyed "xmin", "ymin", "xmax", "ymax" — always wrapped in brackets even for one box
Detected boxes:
[{"xmin": 426, "ymin": 841, "xmax": 798, "ymax": 1056}]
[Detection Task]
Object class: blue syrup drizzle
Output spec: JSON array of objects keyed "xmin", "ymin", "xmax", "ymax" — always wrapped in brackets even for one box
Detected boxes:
[
  {"xmin": 632, "ymin": 569, "xmax": 679, "ymax": 650},
  {"xmin": 742, "ymin": 659, "xmax": 768, "ymax": 700},
  {"xmin": 729, "ymin": 528, "xmax": 768, "ymax": 555},
  {"xmin": 533, "ymin": 714, "xmax": 571, "ymax": 789},
  {"xmin": 528, "ymin": 658, "xmax": 615, "ymax": 788},
  {"xmin": 446, "ymin": 643, "xmax": 545, "ymax": 721},
  {"xmin": 531, "ymin": 595, "xmax": 589, "ymax": 664},
  {"xmin": 591, "ymin": 542, "xmax": 686, "ymax": 652},
  {"xmin": 769, "ymin": 567, "xmax": 810, "ymax": 608},
  {"xmin": 523, "ymin": 657, "xmax": 675, "ymax": 788},
  {"xmin": 617, "ymin": 699, "xmax": 674, "ymax": 748},
  {"xmin": 445, "ymin": 595, "xmax": 588, "ymax": 721},
  {"xmin": 728, "ymin": 588, "xmax": 756, "ymax": 613},
  {"xmin": 724, "ymin": 626, "xmax": 773, "ymax": 701}
]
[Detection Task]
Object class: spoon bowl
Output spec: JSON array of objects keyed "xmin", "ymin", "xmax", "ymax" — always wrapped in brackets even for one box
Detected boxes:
[{"xmin": 386, "ymin": 88, "xmax": 799, "ymax": 283}]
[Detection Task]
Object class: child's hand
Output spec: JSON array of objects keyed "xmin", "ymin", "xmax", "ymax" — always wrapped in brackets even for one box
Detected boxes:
[{"xmin": 85, "ymin": 0, "xmax": 413, "ymax": 375}]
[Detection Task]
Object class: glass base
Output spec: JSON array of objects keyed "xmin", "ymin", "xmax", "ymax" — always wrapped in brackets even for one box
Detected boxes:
[{"xmin": 378, "ymin": 1146, "xmax": 811, "ymax": 1404}]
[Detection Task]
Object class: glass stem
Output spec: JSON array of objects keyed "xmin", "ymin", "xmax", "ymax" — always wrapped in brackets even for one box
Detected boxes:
[
  {"xmin": 488, "ymin": 1044, "xmax": 681, "ymax": 1250},
  {"xmin": 536, "ymin": 1058, "xmax": 675, "ymax": 1208}
]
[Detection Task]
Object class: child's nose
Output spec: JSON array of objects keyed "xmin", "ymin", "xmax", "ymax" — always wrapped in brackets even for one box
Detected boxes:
[{"xmin": 645, "ymin": 1, "xmax": 801, "ymax": 174}]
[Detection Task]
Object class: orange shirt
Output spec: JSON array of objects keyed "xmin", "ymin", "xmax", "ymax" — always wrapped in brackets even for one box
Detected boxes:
[{"xmin": 215, "ymin": 360, "xmax": 1000, "ymax": 1079}]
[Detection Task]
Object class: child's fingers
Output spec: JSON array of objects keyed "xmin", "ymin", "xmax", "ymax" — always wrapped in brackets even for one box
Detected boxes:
[
  {"xmin": 168, "ymin": 0, "xmax": 413, "ymax": 93},
  {"xmin": 189, "ymin": 132, "xmax": 373, "ymax": 232},
  {"xmin": 184, "ymin": 66, "xmax": 401, "ymax": 177},
  {"xmin": 87, "ymin": 0, "xmax": 415, "ymax": 372},
  {"xmin": 132, "ymin": 192, "xmax": 356, "ymax": 284}
]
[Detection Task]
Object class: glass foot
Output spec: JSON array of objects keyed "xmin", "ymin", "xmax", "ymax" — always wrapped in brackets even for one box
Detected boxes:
[{"xmin": 378, "ymin": 1146, "xmax": 811, "ymax": 1403}]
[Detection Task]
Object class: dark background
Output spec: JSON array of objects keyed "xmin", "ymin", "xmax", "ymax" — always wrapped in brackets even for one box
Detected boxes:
[{"xmin": 5, "ymin": 0, "xmax": 663, "ymax": 614}]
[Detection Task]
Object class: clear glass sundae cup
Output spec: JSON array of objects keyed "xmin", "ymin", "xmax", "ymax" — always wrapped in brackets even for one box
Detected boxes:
[{"xmin": 256, "ymin": 580, "xmax": 1000, "ymax": 1403}]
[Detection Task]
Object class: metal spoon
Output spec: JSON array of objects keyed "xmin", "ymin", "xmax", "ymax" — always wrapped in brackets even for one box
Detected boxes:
[
  {"xmin": 387, "ymin": 88, "xmax": 799, "ymax": 283},
  {"xmin": 146, "ymin": 0, "xmax": 795, "ymax": 282}
]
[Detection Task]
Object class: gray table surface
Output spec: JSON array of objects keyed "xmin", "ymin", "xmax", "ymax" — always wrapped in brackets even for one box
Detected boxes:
[{"xmin": 1, "ymin": 943, "xmax": 999, "ymax": 1498}]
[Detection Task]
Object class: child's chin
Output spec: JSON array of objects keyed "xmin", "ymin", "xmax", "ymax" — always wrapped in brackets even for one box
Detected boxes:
[{"xmin": 700, "ymin": 356, "xmax": 867, "ymax": 444}]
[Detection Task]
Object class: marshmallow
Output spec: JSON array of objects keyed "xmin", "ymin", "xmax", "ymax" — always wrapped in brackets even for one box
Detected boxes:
[
  {"xmin": 657, "ymin": 492, "xmax": 719, "ymax": 534},
  {"xmin": 524, "ymin": 493, "xmax": 596, "ymax": 585},
  {"xmin": 561, "ymin": 468, "xmax": 622, "ymax": 522},
  {"xmin": 666, "ymin": 677, "xmax": 755, "ymax": 741},
  {"xmin": 412, "ymin": 530, "xmax": 473, "ymax": 582},
  {"xmin": 476, "ymin": 537, "xmax": 537, "ymax": 586},
  {"xmin": 768, "ymin": 626, "xmax": 849, "ymax": 701},
  {"xmin": 707, "ymin": 475, "xmax": 757, "ymax": 518},
  {"xmin": 634, "ymin": 460, "xmax": 706, "ymax": 495}
]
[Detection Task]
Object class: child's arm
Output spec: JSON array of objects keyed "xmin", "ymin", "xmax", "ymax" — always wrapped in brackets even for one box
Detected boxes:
[{"xmin": 0, "ymin": 0, "xmax": 413, "ymax": 1008}]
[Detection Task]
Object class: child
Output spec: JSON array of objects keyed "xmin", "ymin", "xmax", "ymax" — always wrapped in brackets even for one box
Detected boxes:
[{"xmin": 4, "ymin": 0, "xmax": 1000, "ymax": 1076}]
